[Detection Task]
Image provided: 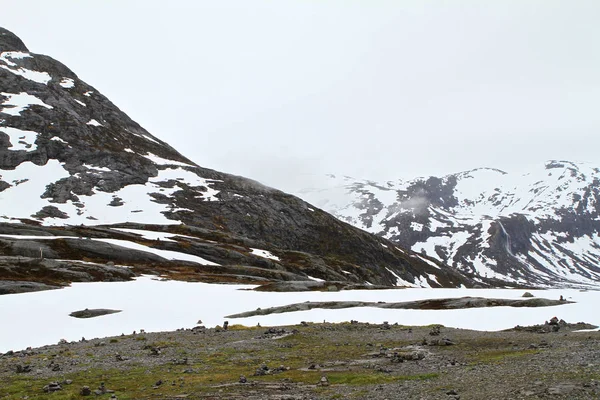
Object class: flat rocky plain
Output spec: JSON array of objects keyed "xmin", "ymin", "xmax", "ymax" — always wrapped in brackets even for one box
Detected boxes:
[{"xmin": 1, "ymin": 318, "xmax": 599, "ymax": 399}]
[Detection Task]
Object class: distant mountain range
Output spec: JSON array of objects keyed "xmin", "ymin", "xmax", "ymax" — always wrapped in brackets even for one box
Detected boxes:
[
  {"xmin": 296, "ymin": 161, "xmax": 600, "ymax": 288},
  {"xmin": 0, "ymin": 26, "xmax": 474, "ymax": 293}
]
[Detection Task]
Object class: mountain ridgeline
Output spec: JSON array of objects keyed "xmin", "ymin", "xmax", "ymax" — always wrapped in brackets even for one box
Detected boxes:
[
  {"xmin": 297, "ymin": 161, "xmax": 600, "ymax": 288},
  {"xmin": 0, "ymin": 27, "xmax": 475, "ymax": 292}
]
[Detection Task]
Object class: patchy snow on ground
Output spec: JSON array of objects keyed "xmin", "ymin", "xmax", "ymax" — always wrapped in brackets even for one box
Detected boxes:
[
  {"xmin": 0, "ymin": 160, "xmax": 70, "ymax": 222},
  {"xmin": 0, "ymin": 160, "xmax": 226, "ymax": 226},
  {"xmin": 0, "ymin": 278, "xmax": 597, "ymax": 353},
  {"xmin": 0, "ymin": 52, "xmax": 52, "ymax": 84}
]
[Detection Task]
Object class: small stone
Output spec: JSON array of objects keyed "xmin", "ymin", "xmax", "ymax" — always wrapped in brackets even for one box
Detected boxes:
[
  {"xmin": 430, "ymin": 325, "xmax": 441, "ymax": 336},
  {"xmin": 319, "ymin": 376, "xmax": 329, "ymax": 386},
  {"xmin": 149, "ymin": 347, "xmax": 161, "ymax": 356},
  {"xmin": 80, "ymin": 386, "xmax": 91, "ymax": 396},
  {"xmin": 43, "ymin": 382, "xmax": 62, "ymax": 393},
  {"xmin": 239, "ymin": 375, "xmax": 247, "ymax": 383}
]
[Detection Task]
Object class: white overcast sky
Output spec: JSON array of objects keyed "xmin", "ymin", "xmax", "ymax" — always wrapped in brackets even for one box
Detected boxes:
[{"xmin": 2, "ymin": 1, "xmax": 600, "ymax": 191}]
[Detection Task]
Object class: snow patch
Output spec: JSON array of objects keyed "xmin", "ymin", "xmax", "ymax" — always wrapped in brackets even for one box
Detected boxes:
[
  {"xmin": 86, "ymin": 119, "xmax": 103, "ymax": 127},
  {"xmin": 0, "ymin": 283, "xmax": 597, "ymax": 352},
  {"xmin": 0, "ymin": 126, "xmax": 38, "ymax": 151},
  {"xmin": 0, "ymin": 92, "xmax": 53, "ymax": 116},
  {"xmin": 50, "ymin": 136, "xmax": 68, "ymax": 144},
  {"xmin": 59, "ymin": 78, "xmax": 75, "ymax": 88},
  {"xmin": 145, "ymin": 153, "xmax": 194, "ymax": 167},
  {"xmin": 251, "ymin": 248, "xmax": 280, "ymax": 261},
  {"xmin": 0, "ymin": 51, "xmax": 52, "ymax": 84}
]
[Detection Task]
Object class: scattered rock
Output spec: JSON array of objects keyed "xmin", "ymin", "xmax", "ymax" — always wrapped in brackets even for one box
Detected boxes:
[
  {"xmin": 15, "ymin": 364, "xmax": 31, "ymax": 373},
  {"xmin": 172, "ymin": 357, "xmax": 188, "ymax": 365},
  {"xmin": 80, "ymin": 386, "xmax": 91, "ymax": 396},
  {"xmin": 254, "ymin": 364, "xmax": 270, "ymax": 376},
  {"xmin": 42, "ymin": 382, "xmax": 61, "ymax": 393},
  {"xmin": 522, "ymin": 292, "xmax": 534, "ymax": 298}
]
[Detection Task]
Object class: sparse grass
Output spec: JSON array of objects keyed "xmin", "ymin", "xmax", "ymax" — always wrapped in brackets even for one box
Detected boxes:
[
  {"xmin": 472, "ymin": 348, "xmax": 539, "ymax": 363},
  {"xmin": 227, "ymin": 324, "xmax": 254, "ymax": 331}
]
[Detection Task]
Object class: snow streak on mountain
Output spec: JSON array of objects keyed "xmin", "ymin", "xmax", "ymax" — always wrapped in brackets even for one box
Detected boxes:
[{"xmin": 297, "ymin": 161, "xmax": 600, "ymax": 288}]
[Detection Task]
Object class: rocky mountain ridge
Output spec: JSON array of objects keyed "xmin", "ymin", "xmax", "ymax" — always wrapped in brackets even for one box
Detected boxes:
[
  {"xmin": 296, "ymin": 161, "xmax": 600, "ymax": 288},
  {"xmin": 0, "ymin": 27, "xmax": 474, "ymax": 291}
]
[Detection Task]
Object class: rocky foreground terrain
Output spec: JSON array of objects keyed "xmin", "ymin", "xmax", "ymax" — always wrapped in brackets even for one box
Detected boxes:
[{"xmin": 0, "ymin": 317, "xmax": 598, "ymax": 400}]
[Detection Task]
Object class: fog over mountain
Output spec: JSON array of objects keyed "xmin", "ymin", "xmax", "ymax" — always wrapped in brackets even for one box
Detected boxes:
[{"xmin": 1, "ymin": 1, "xmax": 599, "ymax": 192}]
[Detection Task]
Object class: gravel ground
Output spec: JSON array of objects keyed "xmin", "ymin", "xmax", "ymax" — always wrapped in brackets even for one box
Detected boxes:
[{"xmin": 1, "ymin": 320, "xmax": 599, "ymax": 399}]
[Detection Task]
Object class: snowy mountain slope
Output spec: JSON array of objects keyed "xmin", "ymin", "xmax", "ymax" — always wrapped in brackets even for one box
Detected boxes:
[
  {"xmin": 296, "ymin": 161, "xmax": 600, "ymax": 288},
  {"xmin": 0, "ymin": 27, "xmax": 474, "ymax": 290}
]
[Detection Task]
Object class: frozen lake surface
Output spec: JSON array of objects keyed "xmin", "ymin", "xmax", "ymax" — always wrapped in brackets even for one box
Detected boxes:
[{"xmin": 1, "ymin": 276, "xmax": 598, "ymax": 352}]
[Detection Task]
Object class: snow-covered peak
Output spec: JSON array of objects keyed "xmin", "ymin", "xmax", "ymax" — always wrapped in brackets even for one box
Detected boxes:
[{"xmin": 296, "ymin": 161, "xmax": 600, "ymax": 288}]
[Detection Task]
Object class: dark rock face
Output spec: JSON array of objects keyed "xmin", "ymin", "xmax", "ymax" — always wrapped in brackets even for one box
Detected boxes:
[
  {"xmin": 69, "ymin": 309, "xmax": 121, "ymax": 319},
  {"xmin": 298, "ymin": 163, "xmax": 600, "ymax": 288},
  {"xmin": 0, "ymin": 27, "xmax": 474, "ymax": 289},
  {"xmin": 0, "ymin": 28, "xmax": 28, "ymax": 52}
]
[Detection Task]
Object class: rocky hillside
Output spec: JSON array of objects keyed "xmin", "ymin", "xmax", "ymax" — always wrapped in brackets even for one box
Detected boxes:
[
  {"xmin": 0, "ymin": 27, "xmax": 475, "ymax": 292},
  {"xmin": 296, "ymin": 161, "xmax": 600, "ymax": 288}
]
